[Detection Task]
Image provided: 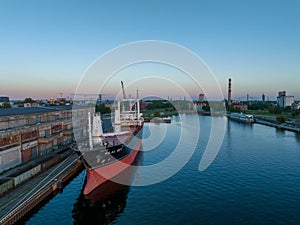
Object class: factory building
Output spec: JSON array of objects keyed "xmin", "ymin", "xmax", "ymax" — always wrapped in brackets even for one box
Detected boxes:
[
  {"xmin": 0, "ymin": 97, "xmax": 9, "ymax": 103},
  {"xmin": 277, "ymin": 91, "xmax": 294, "ymax": 108}
]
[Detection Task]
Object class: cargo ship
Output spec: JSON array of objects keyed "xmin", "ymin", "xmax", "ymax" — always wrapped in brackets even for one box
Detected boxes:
[
  {"xmin": 229, "ymin": 112, "xmax": 254, "ymax": 123},
  {"xmin": 72, "ymin": 87, "xmax": 143, "ymax": 199}
]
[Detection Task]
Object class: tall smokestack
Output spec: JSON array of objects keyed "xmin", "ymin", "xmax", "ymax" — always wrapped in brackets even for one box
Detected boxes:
[{"xmin": 228, "ymin": 78, "xmax": 232, "ymax": 106}]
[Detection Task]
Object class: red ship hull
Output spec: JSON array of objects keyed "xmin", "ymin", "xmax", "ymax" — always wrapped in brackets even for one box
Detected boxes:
[{"xmin": 83, "ymin": 136, "xmax": 142, "ymax": 197}]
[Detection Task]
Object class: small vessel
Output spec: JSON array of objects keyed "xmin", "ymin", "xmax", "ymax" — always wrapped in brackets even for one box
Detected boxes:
[
  {"xmin": 144, "ymin": 117, "xmax": 171, "ymax": 123},
  {"xmin": 72, "ymin": 83, "xmax": 144, "ymax": 199},
  {"xmin": 229, "ymin": 112, "xmax": 254, "ymax": 123}
]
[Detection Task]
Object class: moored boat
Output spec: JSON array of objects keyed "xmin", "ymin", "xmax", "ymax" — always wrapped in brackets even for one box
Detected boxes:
[
  {"xmin": 229, "ymin": 112, "xmax": 254, "ymax": 123},
  {"xmin": 72, "ymin": 86, "xmax": 144, "ymax": 199}
]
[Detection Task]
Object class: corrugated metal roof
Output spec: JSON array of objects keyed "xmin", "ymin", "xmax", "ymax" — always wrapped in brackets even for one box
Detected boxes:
[{"xmin": 0, "ymin": 106, "xmax": 73, "ymax": 117}]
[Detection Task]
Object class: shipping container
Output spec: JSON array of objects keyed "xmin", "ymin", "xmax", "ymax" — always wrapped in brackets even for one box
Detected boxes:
[{"xmin": 13, "ymin": 164, "xmax": 41, "ymax": 187}]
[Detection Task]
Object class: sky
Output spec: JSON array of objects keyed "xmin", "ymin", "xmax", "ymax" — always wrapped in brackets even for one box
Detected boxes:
[{"xmin": 0, "ymin": 0, "xmax": 299, "ymax": 101}]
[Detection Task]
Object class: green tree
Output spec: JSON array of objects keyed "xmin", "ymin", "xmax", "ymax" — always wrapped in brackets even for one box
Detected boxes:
[
  {"xmin": 291, "ymin": 109, "xmax": 300, "ymax": 118},
  {"xmin": 96, "ymin": 104, "xmax": 111, "ymax": 114},
  {"xmin": 202, "ymin": 103, "xmax": 210, "ymax": 112},
  {"xmin": 0, "ymin": 102, "xmax": 12, "ymax": 108},
  {"xmin": 248, "ymin": 102, "xmax": 272, "ymax": 110},
  {"xmin": 269, "ymin": 105, "xmax": 283, "ymax": 114},
  {"xmin": 153, "ymin": 111, "xmax": 160, "ymax": 117},
  {"xmin": 24, "ymin": 98, "xmax": 34, "ymax": 103}
]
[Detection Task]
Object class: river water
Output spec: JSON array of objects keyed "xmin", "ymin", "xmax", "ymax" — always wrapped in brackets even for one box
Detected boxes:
[{"xmin": 24, "ymin": 114, "xmax": 300, "ymax": 225}]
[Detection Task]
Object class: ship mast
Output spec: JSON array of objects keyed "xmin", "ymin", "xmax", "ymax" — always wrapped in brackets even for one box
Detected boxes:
[
  {"xmin": 136, "ymin": 88, "xmax": 141, "ymax": 125},
  {"xmin": 88, "ymin": 112, "xmax": 93, "ymax": 150}
]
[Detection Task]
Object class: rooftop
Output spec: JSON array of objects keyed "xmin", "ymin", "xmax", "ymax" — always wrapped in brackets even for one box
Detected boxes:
[{"xmin": 0, "ymin": 105, "xmax": 74, "ymax": 117}]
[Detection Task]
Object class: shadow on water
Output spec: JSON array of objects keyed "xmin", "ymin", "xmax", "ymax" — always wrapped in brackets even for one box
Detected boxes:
[
  {"xmin": 72, "ymin": 150, "xmax": 143, "ymax": 225},
  {"xmin": 229, "ymin": 119, "xmax": 254, "ymax": 131},
  {"xmin": 72, "ymin": 181, "xmax": 130, "ymax": 225},
  {"xmin": 275, "ymin": 127, "xmax": 286, "ymax": 138}
]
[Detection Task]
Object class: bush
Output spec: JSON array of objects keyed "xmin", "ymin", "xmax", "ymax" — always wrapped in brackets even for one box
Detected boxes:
[
  {"xmin": 276, "ymin": 115, "xmax": 286, "ymax": 123},
  {"xmin": 269, "ymin": 106, "xmax": 284, "ymax": 114},
  {"xmin": 153, "ymin": 111, "xmax": 160, "ymax": 117}
]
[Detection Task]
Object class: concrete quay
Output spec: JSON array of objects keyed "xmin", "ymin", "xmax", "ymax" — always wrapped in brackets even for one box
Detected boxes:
[{"xmin": 254, "ymin": 118, "xmax": 300, "ymax": 133}]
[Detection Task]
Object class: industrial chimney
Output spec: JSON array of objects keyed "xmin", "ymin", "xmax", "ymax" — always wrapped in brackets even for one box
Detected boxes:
[{"xmin": 228, "ymin": 78, "xmax": 232, "ymax": 106}]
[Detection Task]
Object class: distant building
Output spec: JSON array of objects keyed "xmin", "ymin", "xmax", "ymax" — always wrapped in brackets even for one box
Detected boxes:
[
  {"xmin": 262, "ymin": 94, "xmax": 265, "ymax": 102},
  {"xmin": 233, "ymin": 103, "xmax": 248, "ymax": 111},
  {"xmin": 292, "ymin": 102, "xmax": 300, "ymax": 110},
  {"xmin": 0, "ymin": 96, "xmax": 9, "ymax": 103},
  {"xmin": 24, "ymin": 102, "xmax": 38, "ymax": 107},
  {"xmin": 277, "ymin": 91, "xmax": 294, "ymax": 107},
  {"xmin": 0, "ymin": 96, "xmax": 12, "ymax": 107}
]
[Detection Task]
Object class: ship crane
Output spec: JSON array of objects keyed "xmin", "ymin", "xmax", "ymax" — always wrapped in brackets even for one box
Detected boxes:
[{"xmin": 121, "ymin": 81, "xmax": 127, "ymax": 99}]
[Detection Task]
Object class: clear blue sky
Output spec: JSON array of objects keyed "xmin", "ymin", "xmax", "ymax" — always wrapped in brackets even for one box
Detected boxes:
[{"xmin": 1, "ymin": 0, "xmax": 299, "ymax": 100}]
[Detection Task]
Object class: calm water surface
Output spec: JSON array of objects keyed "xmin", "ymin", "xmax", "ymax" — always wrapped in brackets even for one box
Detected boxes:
[{"xmin": 25, "ymin": 114, "xmax": 300, "ymax": 225}]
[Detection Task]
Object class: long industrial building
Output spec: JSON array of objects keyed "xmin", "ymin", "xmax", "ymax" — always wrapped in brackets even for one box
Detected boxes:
[{"xmin": 0, "ymin": 105, "xmax": 89, "ymax": 173}]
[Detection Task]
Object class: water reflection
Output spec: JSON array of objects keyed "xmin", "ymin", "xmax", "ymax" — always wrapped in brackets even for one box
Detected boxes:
[
  {"xmin": 295, "ymin": 133, "xmax": 300, "ymax": 144},
  {"xmin": 225, "ymin": 118, "xmax": 233, "ymax": 159},
  {"xmin": 275, "ymin": 128, "xmax": 286, "ymax": 138},
  {"xmin": 229, "ymin": 119, "xmax": 254, "ymax": 131},
  {"xmin": 72, "ymin": 181, "xmax": 130, "ymax": 225}
]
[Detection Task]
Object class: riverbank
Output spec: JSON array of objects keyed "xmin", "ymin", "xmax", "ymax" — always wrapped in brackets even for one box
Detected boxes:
[{"xmin": 254, "ymin": 117, "xmax": 300, "ymax": 133}]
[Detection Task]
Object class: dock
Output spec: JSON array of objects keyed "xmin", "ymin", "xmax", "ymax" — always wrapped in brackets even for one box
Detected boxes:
[
  {"xmin": 226, "ymin": 113, "xmax": 300, "ymax": 133},
  {"xmin": 254, "ymin": 118, "xmax": 300, "ymax": 133},
  {"xmin": 0, "ymin": 152, "xmax": 83, "ymax": 225}
]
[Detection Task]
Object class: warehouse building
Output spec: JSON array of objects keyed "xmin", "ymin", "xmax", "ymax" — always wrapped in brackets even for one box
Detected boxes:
[{"xmin": 0, "ymin": 105, "xmax": 90, "ymax": 173}]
